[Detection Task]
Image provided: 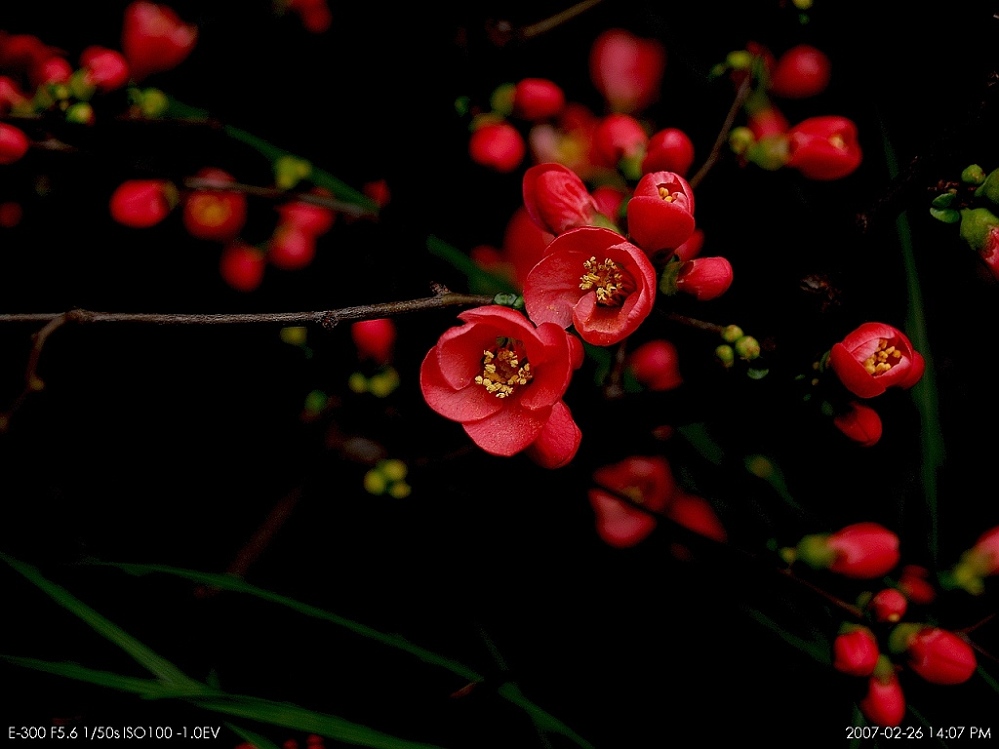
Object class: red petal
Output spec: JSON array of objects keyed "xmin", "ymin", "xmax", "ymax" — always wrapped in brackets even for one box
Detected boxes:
[
  {"xmin": 461, "ymin": 402, "xmax": 550, "ymax": 456},
  {"xmin": 589, "ymin": 490, "xmax": 657, "ymax": 547},
  {"xmin": 525, "ymin": 400, "xmax": 581, "ymax": 468},
  {"xmin": 419, "ymin": 347, "xmax": 504, "ymax": 422}
]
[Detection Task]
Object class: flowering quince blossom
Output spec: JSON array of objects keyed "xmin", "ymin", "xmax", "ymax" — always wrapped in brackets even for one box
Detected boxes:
[
  {"xmin": 828, "ymin": 322, "xmax": 925, "ymax": 398},
  {"xmin": 588, "ymin": 455, "xmax": 675, "ymax": 547},
  {"xmin": 786, "ymin": 115, "xmax": 862, "ymax": 181},
  {"xmin": 898, "ymin": 626, "xmax": 977, "ymax": 685},
  {"xmin": 832, "ymin": 626, "xmax": 879, "ymax": 677},
  {"xmin": 420, "ymin": 305, "xmax": 580, "ymax": 468},
  {"xmin": 522, "ymin": 163, "xmax": 604, "ymax": 236},
  {"xmin": 674, "ymin": 257, "xmax": 733, "ymax": 300},
  {"xmin": 832, "ymin": 400, "xmax": 882, "ymax": 446},
  {"xmin": 797, "ymin": 521, "xmax": 900, "ymax": 578},
  {"xmin": 860, "ymin": 667, "xmax": 906, "ymax": 727},
  {"xmin": 121, "ymin": 1, "xmax": 198, "ymax": 82},
  {"xmin": 523, "ymin": 226, "xmax": 657, "ymax": 346},
  {"xmin": 626, "ymin": 170, "xmax": 696, "ymax": 254},
  {"xmin": 589, "ymin": 28, "xmax": 666, "ymax": 115}
]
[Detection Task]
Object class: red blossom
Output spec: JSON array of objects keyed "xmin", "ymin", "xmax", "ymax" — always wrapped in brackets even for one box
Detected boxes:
[
  {"xmin": 786, "ymin": 115, "xmax": 862, "ymax": 180},
  {"xmin": 904, "ymin": 627, "xmax": 977, "ymax": 685},
  {"xmin": 642, "ymin": 127, "xmax": 695, "ymax": 177},
  {"xmin": 109, "ymin": 179, "xmax": 175, "ymax": 228},
  {"xmin": 626, "ymin": 339, "xmax": 682, "ymax": 391},
  {"xmin": 522, "ymin": 163, "xmax": 602, "ymax": 236},
  {"xmin": 523, "ymin": 227, "xmax": 657, "ymax": 346},
  {"xmin": 589, "ymin": 28, "xmax": 666, "ymax": 114},
  {"xmin": 268, "ymin": 222, "xmax": 317, "ymax": 269},
  {"xmin": 967, "ymin": 526, "xmax": 999, "ymax": 576},
  {"xmin": 512, "ymin": 78, "xmax": 565, "ymax": 121},
  {"xmin": 0, "ymin": 123, "xmax": 29, "ymax": 165},
  {"xmin": 420, "ymin": 305, "xmax": 579, "ymax": 465},
  {"xmin": 833, "ymin": 400, "xmax": 882, "ymax": 446},
  {"xmin": 829, "ymin": 322, "xmax": 924, "ymax": 398},
  {"xmin": 898, "ymin": 564, "xmax": 936, "ymax": 605},
  {"xmin": 832, "ymin": 626, "xmax": 879, "ymax": 677},
  {"xmin": 859, "ymin": 668, "xmax": 906, "ymax": 726},
  {"xmin": 828, "ymin": 522, "xmax": 900, "ymax": 578},
  {"xmin": 626, "ymin": 171, "xmax": 696, "ymax": 254},
  {"xmin": 769, "ymin": 44, "xmax": 832, "ymax": 99},
  {"xmin": 80, "ymin": 46, "xmax": 130, "ymax": 92},
  {"xmin": 469, "ymin": 121, "xmax": 525, "ymax": 174},
  {"xmin": 674, "ymin": 257, "xmax": 733, "ymax": 301},
  {"xmin": 868, "ymin": 588, "xmax": 907, "ymax": 623},
  {"xmin": 667, "ymin": 493, "xmax": 726, "ymax": 543},
  {"xmin": 219, "ymin": 242, "xmax": 266, "ymax": 292},
  {"xmin": 351, "ymin": 319, "xmax": 396, "ymax": 365},
  {"xmin": 182, "ymin": 168, "xmax": 247, "ymax": 242},
  {"xmin": 591, "ymin": 113, "xmax": 648, "ymax": 172},
  {"xmin": 121, "ymin": 1, "xmax": 198, "ymax": 82},
  {"xmin": 588, "ymin": 456, "xmax": 675, "ymax": 547}
]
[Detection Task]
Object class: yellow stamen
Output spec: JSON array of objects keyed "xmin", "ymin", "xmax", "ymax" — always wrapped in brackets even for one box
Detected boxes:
[
  {"xmin": 862, "ymin": 338, "xmax": 904, "ymax": 377},
  {"xmin": 579, "ymin": 256, "xmax": 633, "ymax": 306},
  {"xmin": 475, "ymin": 343, "xmax": 533, "ymax": 398}
]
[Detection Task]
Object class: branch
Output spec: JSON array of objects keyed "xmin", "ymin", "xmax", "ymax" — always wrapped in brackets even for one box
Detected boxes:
[{"xmin": 688, "ymin": 72, "xmax": 754, "ymax": 190}]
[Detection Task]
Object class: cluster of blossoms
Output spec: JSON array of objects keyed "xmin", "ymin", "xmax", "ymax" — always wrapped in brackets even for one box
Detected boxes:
[{"xmin": 787, "ymin": 522, "xmax": 983, "ymax": 725}]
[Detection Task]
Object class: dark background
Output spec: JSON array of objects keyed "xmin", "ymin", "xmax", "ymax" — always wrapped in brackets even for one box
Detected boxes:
[{"xmin": 1, "ymin": 1, "xmax": 998, "ymax": 747}]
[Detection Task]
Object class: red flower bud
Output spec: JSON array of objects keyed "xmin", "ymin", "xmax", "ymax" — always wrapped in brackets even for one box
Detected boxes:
[
  {"xmin": 833, "ymin": 401, "xmax": 882, "ymax": 446},
  {"xmin": 589, "ymin": 456, "xmax": 675, "ymax": 547},
  {"xmin": 868, "ymin": 588, "xmax": 907, "ymax": 623},
  {"xmin": 591, "ymin": 113, "xmax": 648, "ymax": 172},
  {"xmin": 589, "ymin": 28, "xmax": 666, "ymax": 114},
  {"xmin": 469, "ymin": 121, "xmax": 525, "ymax": 174},
  {"xmin": 674, "ymin": 257, "xmax": 733, "ymax": 301},
  {"xmin": 523, "ymin": 227, "xmax": 657, "ymax": 346},
  {"xmin": 420, "ymin": 306, "xmax": 579, "ymax": 464},
  {"xmin": 786, "ymin": 115, "xmax": 862, "ymax": 180},
  {"xmin": 833, "ymin": 626, "xmax": 880, "ymax": 677},
  {"xmin": 522, "ymin": 163, "xmax": 601, "ymax": 236},
  {"xmin": 182, "ymin": 168, "xmax": 247, "ymax": 242},
  {"xmin": 626, "ymin": 171, "xmax": 696, "ymax": 254},
  {"xmin": 966, "ymin": 526, "xmax": 999, "ymax": 576},
  {"xmin": 109, "ymin": 179, "xmax": 175, "ymax": 228},
  {"xmin": 642, "ymin": 128, "xmax": 695, "ymax": 177},
  {"xmin": 626, "ymin": 339, "xmax": 682, "ymax": 391},
  {"xmin": 667, "ymin": 493, "xmax": 726, "ymax": 543},
  {"xmin": 748, "ymin": 105, "xmax": 789, "ymax": 140},
  {"xmin": 0, "ymin": 123, "xmax": 29, "ymax": 165},
  {"xmin": 268, "ymin": 223, "xmax": 317, "ymax": 269},
  {"xmin": 512, "ymin": 78, "xmax": 565, "ymax": 121},
  {"xmin": 0, "ymin": 76, "xmax": 28, "ymax": 115},
  {"xmin": 859, "ymin": 667, "xmax": 906, "ymax": 727},
  {"xmin": 898, "ymin": 564, "xmax": 936, "ymax": 605},
  {"xmin": 829, "ymin": 322, "xmax": 924, "ymax": 398},
  {"xmin": 672, "ymin": 228, "xmax": 704, "ymax": 263},
  {"xmin": 351, "ymin": 318, "xmax": 396, "ymax": 365},
  {"xmin": 829, "ymin": 522, "xmax": 900, "ymax": 578},
  {"xmin": 220, "ymin": 242, "xmax": 266, "ymax": 292},
  {"xmin": 80, "ymin": 46, "xmax": 130, "ymax": 92},
  {"xmin": 590, "ymin": 185, "xmax": 627, "ymax": 228},
  {"xmin": 769, "ymin": 44, "xmax": 832, "ymax": 99},
  {"xmin": 31, "ymin": 56, "xmax": 72, "ymax": 87},
  {"xmin": 122, "ymin": 2, "xmax": 198, "ymax": 81},
  {"xmin": 904, "ymin": 627, "xmax": 977, "ymax": 685},
  {"xmin": 277, "ymin": 192, "xmax": 336, "ymax": 237}
]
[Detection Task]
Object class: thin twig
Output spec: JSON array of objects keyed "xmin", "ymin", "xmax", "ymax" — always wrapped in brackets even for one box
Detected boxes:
[
  {"xmin": 689, "ymin": 73, "xmax": 754, "ymax": 190},
  {"xmin": 519, "ymin": 0, "xmax": 604, "ymax": 39}
]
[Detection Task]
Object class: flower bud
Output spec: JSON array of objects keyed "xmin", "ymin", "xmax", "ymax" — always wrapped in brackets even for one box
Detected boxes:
[
  {"xmin": 797, "ymin": 522, "xmax": 900, "ymax": 578},
  {"xmin": 959, "ymin": 207, "xmax": 999, "ymax": 253},
  {"xmin": 859, "ymin": 660, "xmax": 906, "ymax": 727},
  {"xmin": 721, "ymin": 325, "xmax": 743, "ymax": 343},
  {"xmin": 642, "ymin": 128, "xmax": 695, "ymax": 177},
  {"xmin": 589, "ymin": 28, "xmax": 666, "ymax": 114},
  {"xmin": 715, "ymin": 344, "xmax": 735, "ymax": 368},
  {"xmin": 975, "ymin": 168, "xmax": 999, "ymax": 205},
  {"xmin": 673, "ymin": 257, "xmax": 733, "ymax": 301},
  {"xmin": 0, "ymin": 123, "xmax": 29, "ymax": 165},
  {"xmin": 948, "ymin": 526, "xmax": 999, "ymax": 594},
  {"xmin": 469, "ymin": 121, "xmax": 525, "ymax": 174},
  {"xmin": 626, "ymin": 339, "xmax": 682, "ymax": 391},
  {"xmin": 895, "ymin": 625, "xmax": 977, "ymax": 685},
  {"xmin": 832, "ymin": 625, "xmax": 879, "ymax": 677},
  {"xmin": 733, "ymin": 335, "xmax": 760, "ymax": 360},
  {"xmin": 867, "ymin": 588, "xmax": 907, "ymax": 623},
  {"xmin": 109, "ymin": 179, "xmax": 177, "ymax": 228},
  {"xmin": 898, "ymin": 564, "xmax": 936, "ymax": 605},
  {"xmin": 122, "ymin": 1, "xmax": 198, "ymax": 81},
  {"xmin": 627, "ymin": 171, "xmax": 695, "ymax": 253},
  {"xmin": 768, "ymin": 44, "xmax": 831, "ymax": 99},
  {"xmin": 183, "ymin": 168, "xmax": 247, "ymax": 242},
  {"xmin": 219, "ymin": 242, "xmax": 266, "ymax": 292},
  {"xmin": 522, "ymin": 163, "xmax": 601, "ymax": 235},
  {"xmin": 832, "ymin": 401, "xmax": 882, "ymax": 447},
  {"xmin": 786, "ymin": 116, "xmax": 862, "ymax": 180},
  {"xmin": 512, "ymin": 78, "xmax": 565, "ymax": 121},
  {"xmin": 962, "ymin": 164, "xmax": 987, "ymax": 186},
  {"xmin": 351, "ymin": 319, "xmax": 396, "ymax": 365}
]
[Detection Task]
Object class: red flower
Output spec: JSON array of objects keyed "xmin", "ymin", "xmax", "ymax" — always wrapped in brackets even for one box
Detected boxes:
[
  {"xmin": 833, "ymin": 400, "xmax": 882, "ymax": 446},
  {"xmin": 420, "ymin": 305, "xmax": 579, "ymax": 466},
  {"xmin": 829, "ymin": 322, "xmax": 924, "ymax": 398},
  {"xmin": 589, "ymin": 28, "xmax": 666, "ymax": 114},
  {"xmin": 591, "ymin": 113, "xmax": 648, "ymax": 172},
  {"xmin": 522, "ymin": 163, "xmax": 601, "ymax": 236},
  {"xmin": 469, "ymin": 121, "xmax": 525, "ymax": 174},
  {"xmin": 859, "ymin": 668, "xmax": 906, "ymax": 727},
  {"xmin": 80, "ymin": 46, "xmax": 130, "ymax": 92},
  {"xmin": 642, "ymin": 128, "xmax": 695, "ymax": 177},
  {"xmin": 786, "ymin": 115, "xmax": 862, "ymax": 180},
  {"xmin": 904, "ymin": 627, "xmax": 977, "ymax": 685},
  {"xmin": 626, "ymin": 339, "xmax": 682, "ymax": 391},
  {"xmin": 121, "ymin": 2, "xmax": 198, "ymax": 82},
  {"xmin": 523, "ymin": 227, "xmax": 657, "ymax": 346},
  {"xmin": 674, "ymin": 257, "xmax": 733, "ymax": 301},
  {"xmin": 0, "ymin": 123, "xmax": 29, "ymax": 165},
  {"xmin": 588, "ymin": 456, "xmax": 675, "ymax": 547},
  {"xmin": 868, "ymin": 588, "xmax": 907, "ymax": 623},
  {"xmin": 966, "ymin": 526, "xmax": 999, "ymax": 576},
  {"xmin": 182, "ymin": 168, "xmax": 247, "ymax": 242},
  {"xmin": 351, "ymin": 319, "xmax": 396, "ymax": 365},
  {"xmin": 667, "ymin": 493, "xmax": 727, "ymax": 543},
  {"xmin": 769, "ymin": 44, "xmax": 832, "ymax": 99},
  {"xmin": 219, "ymin": 242, "xmax": 266, "ymax": 292},
  {"xmin": 512, "ymin": 78, "xmax": 565, "ymax": 121},
  {"xmin": 109, "ymin": 179, "xmax": 176, "ymax": 228},
  {"xmin": 828, "ymin": 522, "xmax": 900, "ymax": 578},
  {"xmin": 626, "ymin": 171, "xmax": 696, "ymax": 254},
  {"xmin": 898, "ymin": 564, "xmax": 936, "ymax": 605},
  {"xmin": 832, "ymin": 626, "xmax": 879, "ymax": 677}
]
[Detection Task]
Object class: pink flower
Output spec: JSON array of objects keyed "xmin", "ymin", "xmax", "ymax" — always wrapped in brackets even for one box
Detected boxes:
[
  {"xmin": 420, "ymin": 306, "xmax": 579, "ymax": 466},
  {"xmin": 522, "ymin": 163, "xmax": 601, "ymax": 236},
  {"xmin": 626, "ymin": 339, "xmax": 682, "ymax": 391},
  {"xmin": 769, "ymin": 44, "xmax": 832, "ymax": 99},
  {"xmin": 588, "ymin": 456, "xmax": 675, "ymax": 547},
  {"xmin": 832, "ymin": 626, "xmax": 880, "ymax": 677},
  {"xmin": 786, "ymin": 115, "xmax": 862, "ymax": 180},
  {"xmin": 121, "ymin": 2, "xmax": 198, "ymax": 81},
  {"xmin": 797, "ymin": 521, "xmax": 900, "ymax": 578},
  {"xmin": 626, "ymin": 171, "xmax": 696, "ymax": 254},
  {"xmin": 512, "ymin": 78, "xmax": 565, "ymax": 121},
  {"xmin": 833, "ymin": 401, "xmax": 882, "ymax": 446},
  {"xmin": 674, "ymin": 257, "xmax": 733, "ymax": 301},
  {"xmin": 469, "ymin": 121, "xmax": 525, "ymax": 174},
  {"xmin": 523, "ymin": 227, "xmax": 657, "ymax": 346},
  {"xmin": 859, "ymin": 667, "xmax": 906, "ymax": 726},
  {"xmin": 829, "ymin": 322, "xmax": 924, "ymax": 398},
  {"xmin": 642, "ymin": 128, "xmax": 695, "ymax": 177},
  {"xmin": 589, "ymin": 28, "xmax": 666, "ymax": 114},
  {"xmin": 903, "ymin": 627, "xmax": 977, "ymax": 685}
]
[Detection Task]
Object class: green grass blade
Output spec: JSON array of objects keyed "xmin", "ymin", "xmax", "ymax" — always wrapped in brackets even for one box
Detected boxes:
[
  {"xmin": 0, "ymin": 554, "xmax": 195, "ymax": 686},
  {"xmin": 497, "ymin": 683, "xmax": 595, "ymax": 749},
  {"xmin": 742, "ymin": 606, "xmax": 831, "ymax": 666},
  {"xmin": 0, "ymin": 655, "xmax": 203, "ymax": 698},
  {"xmin": 426, "ymin": 235, "xmax": 519, "ymax": 296}
]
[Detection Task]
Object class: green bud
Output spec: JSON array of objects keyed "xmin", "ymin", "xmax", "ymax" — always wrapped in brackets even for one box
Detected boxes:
[
  {"xmin": 746, "ymin": 135, "xmax": 790, "ymax": 172},
  {"xmin": 961, "ymin": 164, "xmax": 986, "ymax": 186},
  {"xmin": 887, "ymin": 623, "xmax": 920, "ymax": 655},
  {"xmin": 363, "ymin": 469, "xmax": 387, "ymax": 495},
  {"xmin": 734, "ymin": 335, "xmax": 761, "ymax": 360},
  {"xmin": 69, "ymin": 70, "xmax": 96, "ymax": 101},
  {"xmin": 65, "ymin": 102, "xmax": 95, "ymax": 125},
  {"xmin": 139, "ymin": 88, "xmax": 169, "ymax": 118},
  {"xmin": 959, "ymin": 207, "xmax": 999, "ymax": 252},
  {"xmin": 379, "ymin": 459, "xmax": 408, "ymax": 482},
  {"xmin": 304, "ymin": 390, "xmax": 328, "ymax": 413},
  {"xmin": 274, "ymin": 155, "xmax": 312, "ymax": 191},
  {"xmin": 368, "ymin": 367, "xmax": 400, "ymax": 397},
  {"xmin": 348, "ymin": 372, "xmax": 368, "ymax": 393},
  {"xmin": 715, "ymin": 344, "xmax": 735, "ymax": 368},
  {"xmin": 490, "ymin": 83, "xmax": 516, "ymax": 118},
  {"xmin": 975, "ymin": 167, "xmax": 999, "ymax": 205},
  {"xmin": 728, "ymin": 127, "xmax": 755, "ymax": 155},
  {"xmin": 726, "ymin": 50, "xmax": 754, "ymax": 70},
  {"xmin": 721, "ymin": 324, "xmax": 743, "ymax": 343},
  {"xmin": 795, "ymin": 532, "xmax": 836, "ymax": 571},
  {"xmin": 493, "ymin": 292, "xmax": 519, "ymax": 307},
  {"xmin": 279, "ymin": 326, "xmax": 308, "ymax": 346}
]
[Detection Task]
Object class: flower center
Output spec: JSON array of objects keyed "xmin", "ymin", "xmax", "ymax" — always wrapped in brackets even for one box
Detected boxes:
[
  {"xmin": 862, "ymin": 338, "xmax": 903, "ymax": 376},
  {"xmin": 579, "ymin": 256, "xmax": 633, "ymax": 306},
  {"xmin": 474, "ymin": 340, "xmax": 532, "ymax": 398},
  {"xmin": 658, "ymin": 186, "xmax": 676, "ymax": 202}
]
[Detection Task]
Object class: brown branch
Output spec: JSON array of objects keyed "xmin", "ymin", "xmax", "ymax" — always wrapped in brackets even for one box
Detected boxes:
[
  {"xmin": 519, "ymin": 0, "xmax": 604, "ymax": 39},
  {"xmin": 689, "ymin": 72, "xmax": 754, "ymax": 190}
]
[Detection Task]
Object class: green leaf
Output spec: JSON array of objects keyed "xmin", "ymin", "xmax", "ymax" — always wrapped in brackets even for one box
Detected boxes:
[
  {"xmin": 930, "ymin": 192, "xmax": 955, "ymax": 209},
  {"xmin": 929, "ymin": 207, "xmax": 961, "ymax": 224},
  {"xmin": 746, "ymin": 367, "xmax": 769, "ymax": 380},
  {"xmin": 497, "ymin": 683, "xmax": 595, "ymax": 749},
  {"xmin": 0, "ymin": 553, "xmax": 196, "ymax": 687},
  {"xmin": 425, "ymin": 235, "xmax": 518, "ymax": 296},
  {"xmin": 0, "ymin": 655, "xmax": 198, "ymax": 698}
]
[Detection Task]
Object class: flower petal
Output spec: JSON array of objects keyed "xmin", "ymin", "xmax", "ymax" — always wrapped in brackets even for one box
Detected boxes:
[
  {"xmin": 420, "ymin": 347, "xmax": 505, "ymax": 422},
  {"xmin": 462, "ymin": 402, "xmax": 550, "ymax": 456},
  {"xmin": 525, "ymin": 400, "xmax": 581, "ymax": 468}
]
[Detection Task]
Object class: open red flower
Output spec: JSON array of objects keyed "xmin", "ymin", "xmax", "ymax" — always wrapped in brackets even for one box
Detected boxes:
[
  {"xmin": 182, "ymin": 167, "xmax": 247, "ymax": 242},
  {"xmin": 786, "ymin": 115, "xmax": 862, "ymax": 180},
  {"xmin": 589, "ymin": 456, "xmax": 675, "ymax": 547},
  {"xmin": 829, "ymin": 322, "xmax": 924, "ymax": 398},
  {"xmin": 522, "ymin": 163, "xmax": 602, "ymax": 236},
  {"xmin": 626, "ymin": 171, "xmax": 696, "ymax": 254},
  {"xmin": 523, "ymin": 227, "xmax": 657, "ymax": 346},
  {"xmin": 420, "ymin": 305, "xmax": 579, "ymax": 467},
  {"xmin": 121, "ymin": 1, "xmax": 198, "ymax": 82},
  {"xmin": 589, "ymin": 28, "xmax": 666, "ymax": 115}
]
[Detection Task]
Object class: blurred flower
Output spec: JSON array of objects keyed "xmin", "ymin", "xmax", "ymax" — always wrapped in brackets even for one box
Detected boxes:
[
  {"xmin": 642, "ymin": 127, "xmax": 695, "ymax": 177},
  {"xmin": 351, "ymin": 318, "xmax": 396, "ymax": 365},
  {"xmin": 109, "ymin": 179, "xmax": 176, "ymax": 228},
  {"xmin": 832, "ymin": 625, "xmax": 879, "ymax": 677},
  {"xmin": 898, "ymin": 626, "xmax": 977, "ymax": 685},
  {"xmin": 512, "ymin": 78, "xmax": 565, "ymax": 121},
  {"xmin": 833, "ymin": 401, "xmax": 882, "ymax": 446},
  {"xmin": 626, "ymin": 339, "xmax": 682, "ymax": 391},
  {"xmin": 121, "ymin": 1, "xmax": 198, "ymax": 82},
  {"xmin": 859, "ymin": 662, "xmax": 906, "ymax": 726},
  {"xmin": 469, "ymin": 120, "xmax": 525, "ymax": 173},
  {"xmin": 589, "ymin": 28, "xmax": 666, "ymax": 114},
  {"xmin": 589, "ymin": 455, "xmax": 675, "ymax": 547},
  {"xmin": 182, "ymin": 168, "xmax": 247, "ymax": 242},
  {"xmin": 768, "ymin": 44, "xmax": 832, "ymax": 99},
  {"xmin": 867, "ymin": 588, "xmax": 907, "ymax": 623},
  {"xmin": 797, "ymin": 522, "xmax": 900, "ymax": 578},
  {"xmin": 522, "ymin": 162, "xmax": 603, "ymax": 236},
  {"xmin": 786, "ymin": 115, "xmax": 862, "ymax": 180}
]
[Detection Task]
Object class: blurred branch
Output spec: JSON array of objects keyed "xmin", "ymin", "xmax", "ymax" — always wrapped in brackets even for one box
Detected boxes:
[{"xmin": 689, "ymin": 72, "xmax": 754, "ymax": 190}]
